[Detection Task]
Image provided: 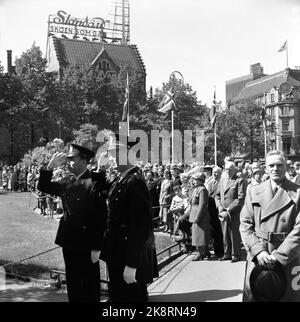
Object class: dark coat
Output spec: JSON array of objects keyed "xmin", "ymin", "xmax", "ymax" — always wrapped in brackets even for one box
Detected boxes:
[
  {"xmin": 37, "ymin": 168, "xmax": 107, "ymax": 252},
  {"xmin": 147, "ymin": 178, "xmax": 160, "ymax": 219},
  {"xmin": 101, "ymin": 167, "xmax": 158, "ymax": 284}
]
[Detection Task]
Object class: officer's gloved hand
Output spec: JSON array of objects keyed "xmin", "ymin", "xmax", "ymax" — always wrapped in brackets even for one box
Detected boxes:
[{"xmin": 123, "ymin": 266, "xmax": 137, "ymax": 284}]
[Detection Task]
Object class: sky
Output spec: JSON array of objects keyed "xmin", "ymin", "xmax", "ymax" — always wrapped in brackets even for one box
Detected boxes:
[{"xmin": 1, "ymin": 0, "xmax": 300, "ymax": 106}]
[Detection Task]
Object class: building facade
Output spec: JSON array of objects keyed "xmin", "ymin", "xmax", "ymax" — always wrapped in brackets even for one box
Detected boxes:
[
  {"xmin": 226, "ymin": 64, "xmax": 300, "ymax": 159},
  {"xmin": 47, "ymin": 36, "xmax": 146, "ymax": 92}
]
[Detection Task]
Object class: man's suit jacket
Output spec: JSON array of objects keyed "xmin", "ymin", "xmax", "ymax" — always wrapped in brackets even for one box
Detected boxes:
[
  {"xmin": 101, "ymin": 167, "xmax": 158, "ymax": 284},
  {"xmin": 206, "ymin": 178, "xmax": 221, "ymax": 220},
  {"xmin": 215, "ymin": 174, "xmax": 246, "ymax": 220},
  {"xmin": 240, "ymin": 178, "xmax": 300, "ymax": 301},
  {"xmin": 206, "ymin": 179, "xmax": 220, "ymax": 199},
  {"xmin": 37, "ymin": 169, "xmax": 107, "ymax": 252}
]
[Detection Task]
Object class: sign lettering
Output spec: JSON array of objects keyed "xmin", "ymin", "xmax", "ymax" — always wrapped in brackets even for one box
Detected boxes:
[{"xmin": 48, "ymin": 10, "xmax": 107, "ymax": 41}]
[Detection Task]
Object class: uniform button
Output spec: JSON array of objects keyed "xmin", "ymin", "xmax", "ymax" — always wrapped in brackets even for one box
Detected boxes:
[
  {"xmin": 116, "ymin": 198, "xmax": 118, "ymax": 201},
  {"xmin": 118, "ymin": 190, "xmax": 121, "ymax": 193},
  {"xmin": 77, "ymin": 198, "xmax": 80, "ymax": 201},
  {"xmin": 281, "ymin": 217, "xmax": 286, "ymax": 222}
]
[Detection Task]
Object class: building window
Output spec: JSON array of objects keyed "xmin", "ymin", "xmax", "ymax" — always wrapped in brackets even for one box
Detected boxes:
[
  {"xmin": 268, "ymin": 107, "xmax": 275, "ymax": 116},
  {"xmin": 106, "ymin": 62, "xmax": 110, "ymax": 70},
  {"xmin": 283, "ymin": 140, "xmax": 291, "ymax": 155},
  {"xmin": 270, "ymin": 93, "xmax": 275, "ymax": 103},
  {"xmin": 282, "ymin": 119, "xmax": 289, "ymax": 131},
  {"xmin": 283, "ymin": 106, "xmax": 289, "ymax": 116}
]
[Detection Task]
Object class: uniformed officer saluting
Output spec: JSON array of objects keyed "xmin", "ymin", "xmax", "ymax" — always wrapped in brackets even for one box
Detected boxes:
[
  {"xmin": 99, "ymin": 134, "xmax": 158, "ymax": 302},
  {"xmin": 38, "ymin": 143, "xmax": 107, "ymax": 302}
]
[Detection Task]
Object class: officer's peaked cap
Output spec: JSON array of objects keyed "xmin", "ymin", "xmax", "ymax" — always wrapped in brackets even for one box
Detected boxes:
[{"xmin": 67, "ymin": 143, "xmax": 95, "ymax": 161}]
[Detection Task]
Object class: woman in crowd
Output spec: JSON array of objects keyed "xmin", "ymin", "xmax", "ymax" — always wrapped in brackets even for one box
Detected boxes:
[
  {"xmin": 189, "ymin": 172, "xmax": 211, "ymax": 261},
  {"xmin": 159, "ymin": 169, "xmax": 173, "ymax": 232},
  {"xmin": 180, "ymin": 172, "xmax": 192, "ymax": 199}
]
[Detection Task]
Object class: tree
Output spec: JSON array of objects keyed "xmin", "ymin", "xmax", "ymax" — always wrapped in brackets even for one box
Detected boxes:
[
  {"xmin": 210, "ymin": 99, "xmax": 266, "ymax": 164},
  {"xmin": 72, "ymin": 123, "xmax": 99, "ymax": 151},
  {"xmin": 8, "ymin": 44, "xmax": 59, "ymax": 160}
]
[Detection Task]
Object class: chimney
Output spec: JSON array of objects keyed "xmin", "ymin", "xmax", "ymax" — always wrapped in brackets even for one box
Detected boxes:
[
  {"xmin": 250, "ymin": 63, "xmax": 264, "ymax": 79},
  {"xmin": 7, "ymin": 50, "xmax": 12, "ymax": 74}
]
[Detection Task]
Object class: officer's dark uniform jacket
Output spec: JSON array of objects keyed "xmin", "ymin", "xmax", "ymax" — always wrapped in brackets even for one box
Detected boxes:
[
  {"xmin": 37, "ymin": 168, "xmax": 107, "ymax": 252},
  {"xmin": 101, "ymin": 167, "xmax": 158, "ymax": 284}
]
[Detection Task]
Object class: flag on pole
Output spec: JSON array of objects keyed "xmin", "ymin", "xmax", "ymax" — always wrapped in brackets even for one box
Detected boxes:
[
  {"xmin": 210, "ymin": 88, "xmax": 217, "ymax": 129},
  {"xmin": 261, "ymin": 93, "xmax": 267, "ymax": 128},
  {"xmin": 122, "ymin": 73, "xmax": 129, "ymax": 121},
  {"xmin": 158, "ymin": 88, "xmax": 175, "ymax": 113},
  {"xmin": 278, "ymin": 40, "xmax": 287, "ymax": 52}
]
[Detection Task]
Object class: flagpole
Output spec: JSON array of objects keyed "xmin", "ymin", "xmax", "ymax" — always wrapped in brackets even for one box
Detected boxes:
[
  {"xmin": 171, "ymin": 110, "xmax": 174, "ymax": 163},
  {"xmin": 263, "ymin": 93, "xmax": 267, "ymax": 157},
  {"xmin": 286, "ymin": 41, "xmax": 289, "ymax": 68},
  {"xmin": 127, "ymin": 73, "xmax": 130, "ymax": 136},
  {"xmin": 264, "ymin": 122, "xmax": 267, "ymax": 157},
  {"xmin": 214, "ymin": 122, "xmax": 217, "ymax": 166}
]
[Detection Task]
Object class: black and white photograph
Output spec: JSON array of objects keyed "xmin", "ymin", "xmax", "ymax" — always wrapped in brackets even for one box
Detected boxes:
[{"xmin": 1, "ymin": 0, "xmax": 300, "ymax": 311}]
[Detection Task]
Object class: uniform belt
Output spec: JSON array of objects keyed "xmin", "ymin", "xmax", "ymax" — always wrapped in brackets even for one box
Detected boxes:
[{"xmin": 256, "ymin": 230, "xmax": 288, "ymax": 243}]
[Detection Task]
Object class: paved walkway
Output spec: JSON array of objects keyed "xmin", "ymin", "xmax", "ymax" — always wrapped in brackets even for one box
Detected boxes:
[
  {"xmin": 148, "ymin": 253, "xmax": 246, "ymax": 302},
  {"xmin": 0, "ymin": 254, "xmax": 246, "ymax": 302}
]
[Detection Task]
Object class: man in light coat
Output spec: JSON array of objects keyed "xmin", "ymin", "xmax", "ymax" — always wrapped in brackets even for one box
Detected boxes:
[{"xmin": 240, "ymin": 150, "xmax": 300, "ymax": 301}]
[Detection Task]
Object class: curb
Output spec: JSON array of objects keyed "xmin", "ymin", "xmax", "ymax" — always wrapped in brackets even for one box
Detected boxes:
[{"xmin": 4, "ymin": 271, "xmax": 53, "ymax": 287}]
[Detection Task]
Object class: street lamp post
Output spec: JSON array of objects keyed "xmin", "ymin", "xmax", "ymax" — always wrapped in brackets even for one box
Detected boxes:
[{"xmin": 169, "ymin": 71, "xmax": 184, "ymax": 163}]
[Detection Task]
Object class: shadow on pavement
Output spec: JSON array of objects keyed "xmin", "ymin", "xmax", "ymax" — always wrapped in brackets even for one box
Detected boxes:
[{"xmin": 149, "ymin": 289, "xmax": 243, "ymax": 302}]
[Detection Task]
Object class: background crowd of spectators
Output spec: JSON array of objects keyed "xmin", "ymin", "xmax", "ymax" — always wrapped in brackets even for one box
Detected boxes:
[{"xmin": 1, "ymin": 157, "xmax": 300, "ymax": 252}]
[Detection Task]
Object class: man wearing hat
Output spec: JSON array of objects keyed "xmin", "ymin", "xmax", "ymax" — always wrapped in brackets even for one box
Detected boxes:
[
  {"xmin": 37, "ymin": 143, "xmax": 108, "ymax": 302},
  {"xmin": 189, "ymin": 172, "xmax": 211, "ymax": 261},
  {"xmin": 206, "ymin": 166, "xmax": 224, "ymax": 258},
  {"xmin": 99, "ymin": 134, "xmax": 158, "ymax": 302},
  {"xmin": 240, "ymin": 150, "xmax": 300, "ymax": 301},
  {"xmin": 246, "ymin": 165, "xmax": 263, "ymax": 194},
  {"xmin": 170, "ymin": 164, "xmax": 182, "ymax": 194}
]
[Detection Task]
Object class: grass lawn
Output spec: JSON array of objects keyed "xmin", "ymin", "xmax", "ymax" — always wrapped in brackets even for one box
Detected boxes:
[{"xmin": 0, "ymin": 191, "xmax": 176, "ymax": 280}]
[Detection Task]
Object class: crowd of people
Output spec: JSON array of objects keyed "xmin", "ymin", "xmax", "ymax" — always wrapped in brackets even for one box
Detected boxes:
[
  {"xmin": 2, "ymin": 147, "xmax": 300, "ymax": 302},
  {"xmin": 2, "ymin": 157, "xmax": 300, "ymax": 254},
  {"xmin": 139, "ymin": 157, "xmax": 300, "ymax": 262},
  {"xmin": 0, "ymin": 164, "xmax": 39, "ymax": 192}
]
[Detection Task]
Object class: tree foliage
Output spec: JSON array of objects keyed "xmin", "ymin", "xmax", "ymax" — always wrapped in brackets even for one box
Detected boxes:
[{"xmin": 1, "ymin": 44, "xmax": 268, "ymax": 165}]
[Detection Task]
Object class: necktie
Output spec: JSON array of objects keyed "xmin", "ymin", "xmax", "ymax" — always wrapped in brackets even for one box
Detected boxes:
[{"xmin": 273, "ymin": 185, "xmax": 278, "ymax": 197}]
